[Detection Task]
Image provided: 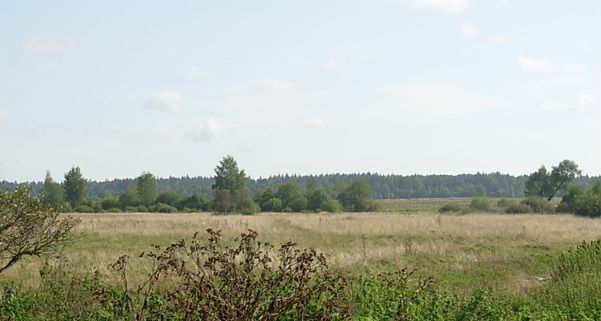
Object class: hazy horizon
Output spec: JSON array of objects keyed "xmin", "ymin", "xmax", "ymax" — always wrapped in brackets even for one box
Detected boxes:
[{"xmin": 1, "ymin": 1, "xmax": 599, "ymax": 181}]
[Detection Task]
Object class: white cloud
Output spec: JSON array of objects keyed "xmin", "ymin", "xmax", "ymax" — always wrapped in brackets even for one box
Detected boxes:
[
  {"xmin": 35, "ymin": 61, "xmax": 60, "ymax": 73},
  {"xmin": 487, "ymin": 34, "xmax": 506, "ymax": 44},
  {"xmin": 542, "ymin": 94, "xmax": 595, "ymax": 112},
  {"xmin": 517, "ymin": 56, "xmax": 555, "ymax": 73},
  {"xmin": 185, "ymin": 119, "xmax": 226, "ymax": 142},
  {"xmin": 180, "ymin": 67, "xmax": 210, "ymax": 81},
  {"xmin": 0, "ymin": 109, "xmax": 8, "ymax": 121},
  {"xmin": 22, "ymin": 38, "xmax": 77, "ymax": 54},
  {"xmin": 459, "ymin": 24, "xmax": 479, "ymax": 38},
  {"xmin": 387, "ymin": 0, "xmax": 469, "ymax": 14},
  {"xmin": 222, "ymin": 79, "xmax": 295, "ymax": 95},
  {"xmin": 376, "ymin": 81, "xmax": 489, "ymax": 117},
  {"xmin": 320, "ymin": 57, "xmax": 345, "ymax": 71},
  {"xmin": 304, "ymin": 117, "xmax": 325, "ymax": 129},
  {"xmin": 517, "ymin": 56, "xmax": 583, "ymax": 74},
  {"xmin": 143, "ymin": 91, "xmax": 184, "ymax": 111}
]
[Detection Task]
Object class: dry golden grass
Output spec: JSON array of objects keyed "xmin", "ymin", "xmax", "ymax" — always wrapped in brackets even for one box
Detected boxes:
[
  {"xmin": 74, "ymin": 212, "xmax": 601, "ymax": 242},
  {"xmin": 5, "ymin": 212, "xmax": 601, "ymax": 292}
]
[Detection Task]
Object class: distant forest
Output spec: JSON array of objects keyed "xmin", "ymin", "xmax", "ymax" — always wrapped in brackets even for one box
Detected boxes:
[{"xmin": 1, "ymin": 173, "xmax": 599, "ymax": 199}]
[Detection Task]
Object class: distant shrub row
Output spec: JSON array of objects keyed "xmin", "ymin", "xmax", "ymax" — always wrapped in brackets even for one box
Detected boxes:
[{"xmin": 439, "ymin": 182, "xmax": 601, "ymax": 216}]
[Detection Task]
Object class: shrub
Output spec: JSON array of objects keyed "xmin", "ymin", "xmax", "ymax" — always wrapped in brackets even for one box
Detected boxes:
[
  {"xmin": 124, "ymin": 206, "xmax": 137, "ymax": 212},
  {"xmin": 505, "ymin": 203, "xmax": 531, "ymax": 214},
  {"xmin": 76, "ymin": 205, "xmax": 95, "ymax": 213},
  {"xmin": 156, "ymin": 191, "xmax": 180, "ymax": 206},
  {"xmin": 261, "ymin": 197, "xmax": 284, "ymax": 212},
  {"xmin": 175, "ymin": 195, "xmax": 207, "ymax": 211},
  {"xmin": 112, "ymin": 229, "xmax": 350, "ymax": 320},
  {"xmin": 439, "ymin": 203, "xmax": 465, "ymax": 213},
  {"xmin": 100, "ymin": 196, "xmax": 120, "ymax": 210},
  {"xmin": 151, "ymin": 203, "xmax": 178, "ymax": 213},
  {"xmin": 135, "ymin": 205, "xmax": 148, "ymax": 212},
  {"xmin": 496, "ymin": 198, "xmax": 513, "ymax": 208},
  {"xmin": 469, "ymin": 198, "xmax": 492, "ymax": 212},
  {"xmin": 322, "ymin": 199, "xmax": 342, "ymax": 213},
  {"xmin": 522, "ymin": 197, "xmax": 554, "ymax": 213}
]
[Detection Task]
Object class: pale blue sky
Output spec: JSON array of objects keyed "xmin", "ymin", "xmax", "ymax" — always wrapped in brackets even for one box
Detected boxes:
[{"xmin": 0, "ymin": 0, "xmax": 599, "ymax": 181}]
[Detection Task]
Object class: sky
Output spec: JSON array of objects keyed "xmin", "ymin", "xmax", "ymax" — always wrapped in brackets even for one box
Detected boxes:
[{"xmin": 0, "ymin": 0, "xmax": 599, "ymax": 182}]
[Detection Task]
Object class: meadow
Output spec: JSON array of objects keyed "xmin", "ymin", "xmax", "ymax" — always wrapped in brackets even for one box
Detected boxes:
[
  {"xmin": 4, "ymin": 199, "xmax": 599, "ymax": 292},
  {"xmin": 3, "ymin": 199, "xmax": 601, "ymax": 320}
]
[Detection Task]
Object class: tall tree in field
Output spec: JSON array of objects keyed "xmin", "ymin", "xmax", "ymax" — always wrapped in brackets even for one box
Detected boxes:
[
  {"xmin": 525, "ymin": 160, "xmax": 581, "ymax": 200},
  {"xmin": 63, "ymin": 167, "xmax": 87, "ymax": 208},
  {"xmin": 137, "ymin": 172, "xmax": 158, "ymax": 206},
  {"xmin": 548, "ymin": 160, "xmax": 582, "ymax": 200},
  {"xmin": 40, "ymin": 171, "xmax": 64, "ymax": 208},
  {"xmin": 524, "ymin": 166, "xmax": 552, "ymax": 198},
  {"xmin": 212, "ymin": 156, "xmax": 256, "ymax": 214}
]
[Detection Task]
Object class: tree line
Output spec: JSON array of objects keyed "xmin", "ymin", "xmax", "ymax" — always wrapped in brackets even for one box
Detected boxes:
[
  {"xmin": 11, "ymin": 156, "xmax": 374, "ymax": 214},
  {"xmin": 3, "ymin": 168, "xmax": 599, "ymax": 201}
]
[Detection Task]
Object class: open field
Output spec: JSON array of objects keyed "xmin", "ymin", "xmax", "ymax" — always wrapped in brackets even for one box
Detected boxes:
[{"xmin": 5, "ymin": 210, "xmax": 601, "ymax": 296}]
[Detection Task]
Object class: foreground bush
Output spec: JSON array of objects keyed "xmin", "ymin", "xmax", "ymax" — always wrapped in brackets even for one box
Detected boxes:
[
  {"xmin": 112, "ymin": 229, "xmax": 349, "ymax": 321},
  {"xmin": 0, "ymin": 188, "xmax": 77, "ymax": 274}
]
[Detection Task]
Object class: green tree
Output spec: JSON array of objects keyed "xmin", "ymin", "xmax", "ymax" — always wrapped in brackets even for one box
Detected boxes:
[
  {"xmin": 211, "ymin": 156, "xmax": 256, "ymax": 214},
  {"xmin": 137, "ymin": 172, "xmax": 158, "ymax": 206},
  {"xmin": 255, "ymin": 188, "xmax": 284, "ymax": 212},
  {"xmin": 156, "ymin": 191, "xmax": 180, "ymax": 206},
  {"xmin": 306, "ymin": 188, "xmax": 331, "ymax": 212},
  {"xmin": 549, "ymin": 160, "xmax": 582, "ymax": 200},
  {"xmin": 338, "ymin": 178, "xmax": 373, "ymax": 212},
  {"xmin": 40, "ymin": 171, "xmax": 64, "ymax": 208},
  {"xmin": 277, "ymin": 182, "xmax": 307, "ymax": 212},
  {"xmin": 119, "ymin": 185, "xmax": 140, "ymax": 208},
  {"xmin": 525, "ymin": 160, "xmax": 581, "ymax": 200},
  {"xmin": 63, "ymin": 167, "xmax": 87, "ymax": 209}
]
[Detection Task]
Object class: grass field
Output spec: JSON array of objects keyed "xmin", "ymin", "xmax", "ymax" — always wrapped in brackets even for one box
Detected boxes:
[{"xmin": 5, "ymin": 204, "xmax": 601, "ymax": 298}]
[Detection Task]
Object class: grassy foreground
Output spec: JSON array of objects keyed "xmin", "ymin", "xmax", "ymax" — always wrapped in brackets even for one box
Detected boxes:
[{"xmin": 2, "ymin": 207, "xmax": 601, "ymax": 320}]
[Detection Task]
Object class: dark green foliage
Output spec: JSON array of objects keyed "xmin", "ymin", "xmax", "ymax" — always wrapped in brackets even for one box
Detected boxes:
[
  {"xmin": 307, "ymin": 188, "xmax": 333, "ymax": 212},
  {"xmin": 137, "ymin": 172, "xmax": 158, "ymax": 206},
  {"xmin": 155, "ymin": 191, "xmax": 180, "ymax": 206},
  {"xmin": 439, "ymin": 203, "xmax": 465, "ymax": 213},
  {"xmin": 63, "ymin": 167, "xmax": 87, "ymax": 208},
  {"xmin": 150, "ymin": 203, "xmax": 178, "ymax": 213},
  {"xmin": 505, "ymin": 202, "xmax": 532, "ymax": 214},
  {"xmin": 40, "ymin": 171, "xmax": 65, "ymax": 209},
  {"xmin": 212, "ymin": 156, "xmax": 256, "ymax": 214},
  {"xmin": 521, "ymin": 196, "xmax": 554, "ymax": 213},
  {"xmin": 469, "ymin": 197, "xmax": 492, "ymax": 211},
  {"xmin": 338, "ymin": 179, "xmax": 374, "ymax": 212},
  {"xmin": 76, "ymin": 204, "xmax": 95, "ymax": 213},
  {"xmin": 525, "ymin": 160, "xmax": 581, "ymax": 201},
  {"xmin": 174, "ymin": 195, "xmax": 207, "ymax": 211},
  {"xmin": 255, "ymin": 188, "xmax": 284, "ymax": 212},
  {"xmin": 100, "ymin": 196, "xmax": 120, "ymax": 210},
  {"xmin": 277, "ymin": 182, "xmax": 308, "ymax": 212},
  {"xmin": 119, "ymin": 185, "xmax": 139, "ymax": 209},
  {"xmin": 557, "ymin": 184, "xmax": 583, "ymax": 213},
  {"xmin": 557, "ymin": 181, "xmax": 601, "ymax": 216},
  {"xmin": 496, "ymin": 198, "xmax": 512, "ymax": 208}
]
